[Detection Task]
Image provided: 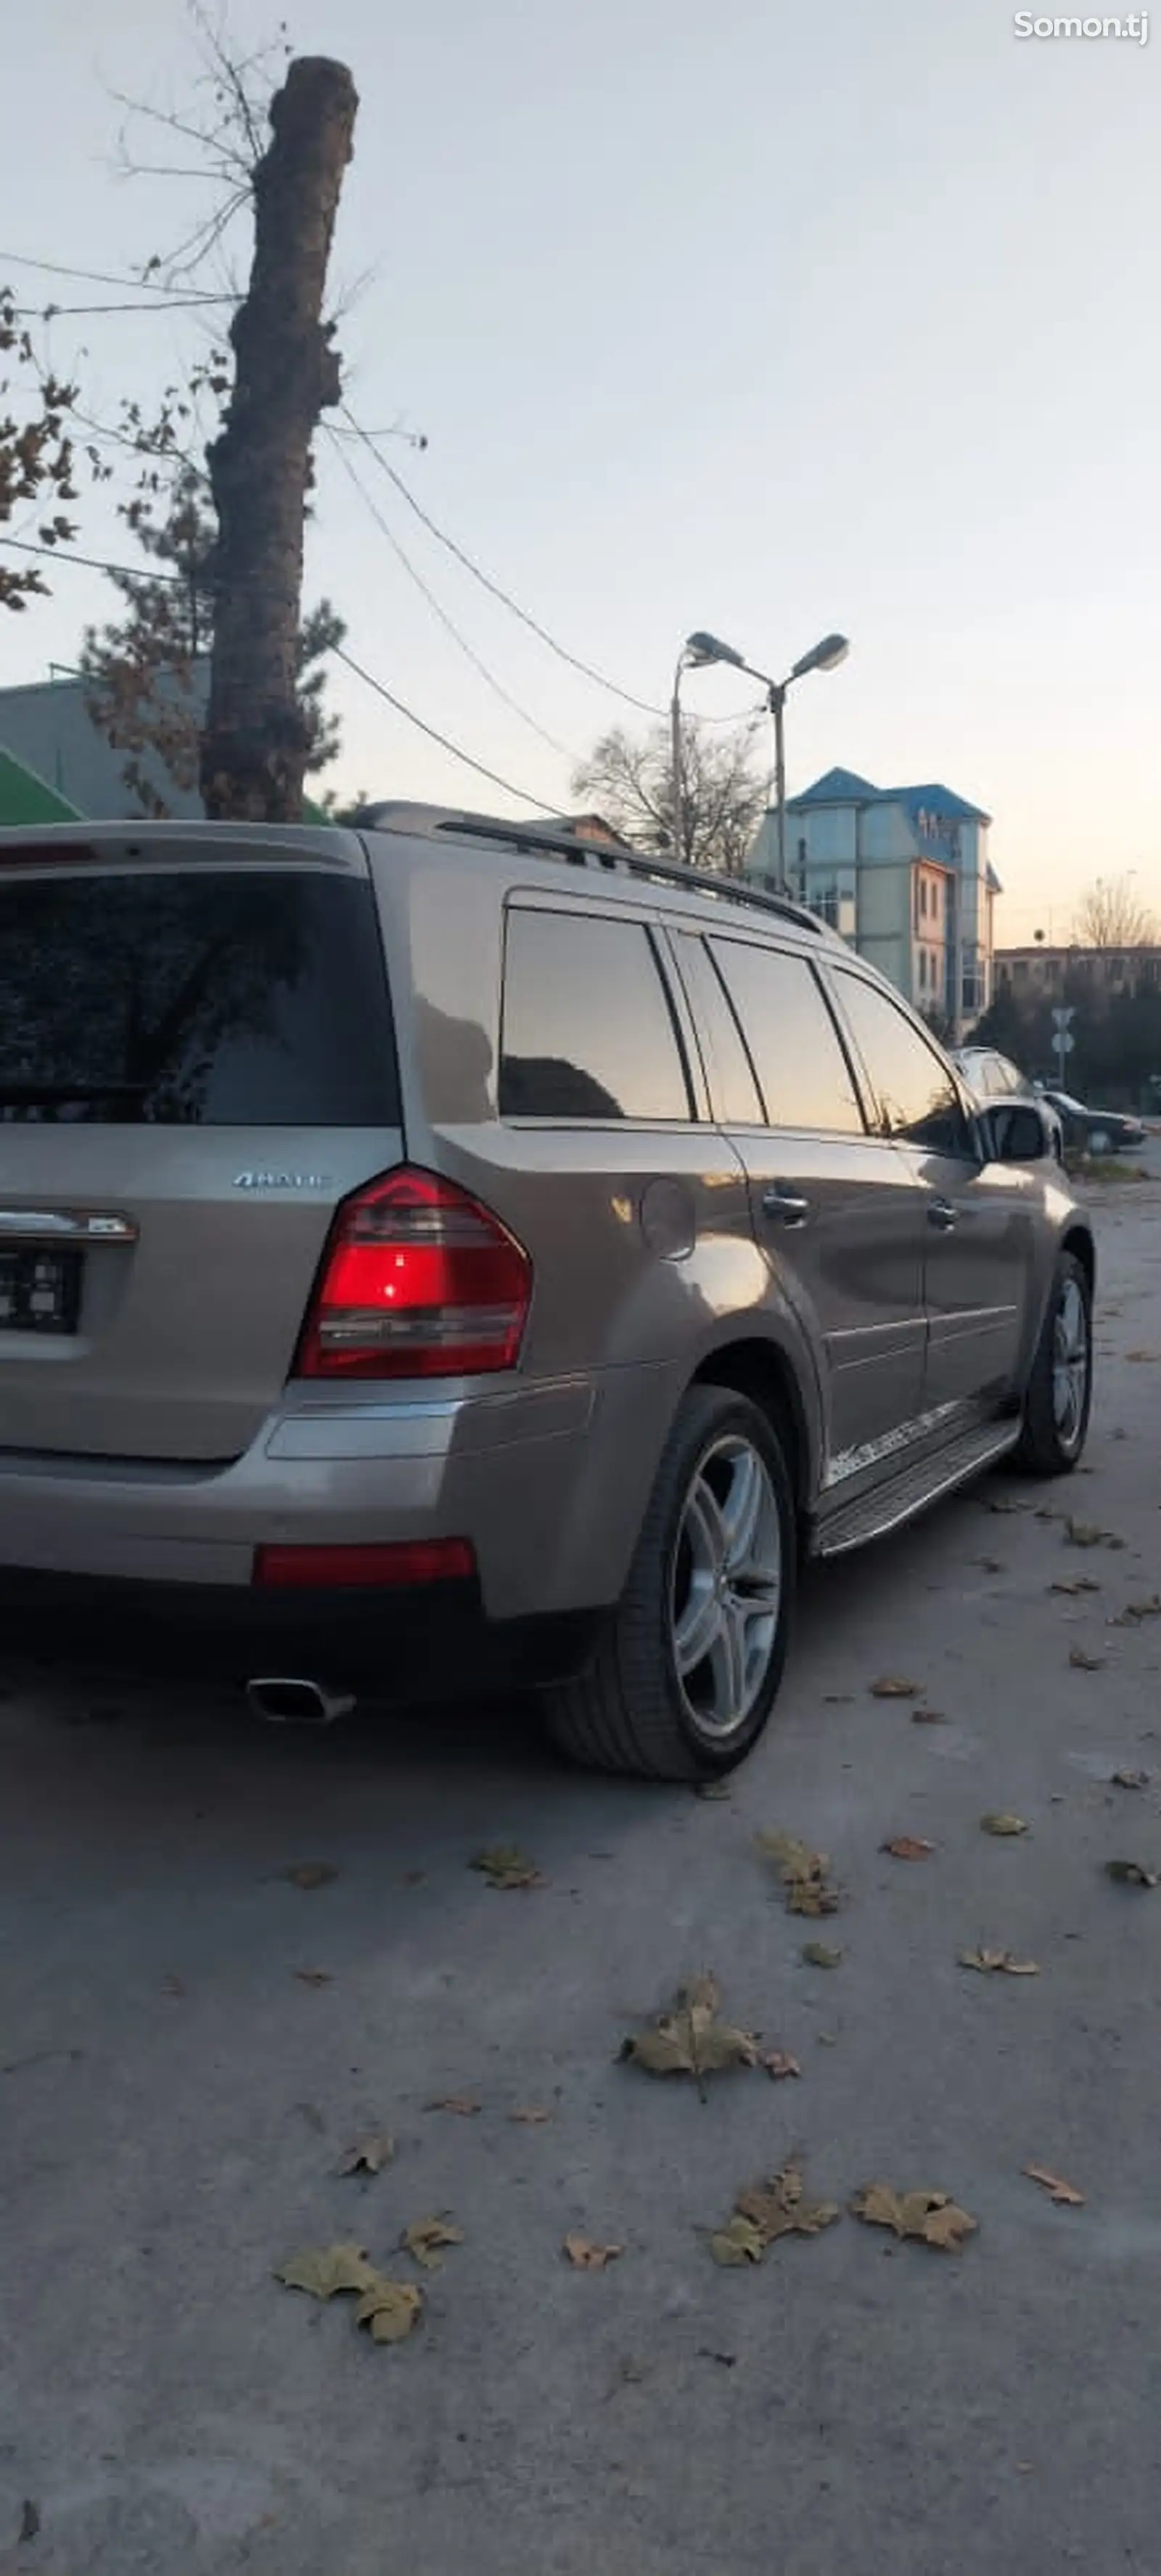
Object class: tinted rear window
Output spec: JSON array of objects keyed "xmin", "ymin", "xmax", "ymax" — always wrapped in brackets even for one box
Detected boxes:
[
  {"xmin": 499, "ymin": 907, "xmax": 692, "ymax": 1120},
  {"xmin": 0, "ymin": 868, "xmax": 398, "ymax": 1125}
]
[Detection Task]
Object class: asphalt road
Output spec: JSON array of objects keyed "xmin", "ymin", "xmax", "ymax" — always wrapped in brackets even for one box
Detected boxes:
[{"xmin": 4, "ymin": 1160, "xmax": 1161, "ymax": 2576}]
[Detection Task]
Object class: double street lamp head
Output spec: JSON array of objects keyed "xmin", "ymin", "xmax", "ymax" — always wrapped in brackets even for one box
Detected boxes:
[
  {"xmin": 683, "ymin": 630, "xmax": 746, "ymax": 670},
  {"xmin": 789, "ymin": 631, "xmax": 850, "ymax": 681}
]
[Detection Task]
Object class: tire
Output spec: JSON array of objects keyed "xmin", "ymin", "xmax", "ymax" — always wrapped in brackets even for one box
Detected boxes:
[
  {"xmin": 543, "ymin": 1384, "xmax": 796, "ymax": 1782},
  {"xmin": 1014, "ymin": 1251, "xmax": 1093, "ymax": 1477}
]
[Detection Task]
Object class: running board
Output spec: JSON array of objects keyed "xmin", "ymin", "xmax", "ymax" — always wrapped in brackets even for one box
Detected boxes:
[{"xmin": 814, "ymin": 1419, "xmax": 1022, "ymax": 1560}]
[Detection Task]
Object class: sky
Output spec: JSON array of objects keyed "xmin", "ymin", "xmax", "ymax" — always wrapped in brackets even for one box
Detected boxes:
[{"xmin": 1, "ymin": 0, "xmax": 1157, "ymax": 943}]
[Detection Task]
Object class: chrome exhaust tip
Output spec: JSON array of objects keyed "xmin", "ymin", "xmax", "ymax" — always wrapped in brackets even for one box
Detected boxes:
[{"xmin": 246, "ymin": 1676, "xmax": 356, "ymax": 1726}]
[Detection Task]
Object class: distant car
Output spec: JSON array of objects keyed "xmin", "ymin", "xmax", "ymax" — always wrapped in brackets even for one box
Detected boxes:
[
  {"xmin": 952, "ymin": 1048, "xmax": 1064, "ymax": 1160},
  {"xmin": 1040, "ymin": 1091, "xmax": 1147, "ymax": 1157}
]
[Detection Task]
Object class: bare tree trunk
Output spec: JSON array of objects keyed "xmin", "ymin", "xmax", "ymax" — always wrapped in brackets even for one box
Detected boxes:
[{"xmin": 201, "ymin": 57, "xmax": 357, "ymax": 822}]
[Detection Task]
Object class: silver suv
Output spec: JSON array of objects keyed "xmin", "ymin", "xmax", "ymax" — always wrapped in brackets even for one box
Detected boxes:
[{"xmin": 0, "ymin": 808, "xmax": 1094, "ymax": 1780}]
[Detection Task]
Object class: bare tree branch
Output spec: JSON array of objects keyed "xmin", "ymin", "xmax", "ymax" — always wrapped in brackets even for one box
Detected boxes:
[{"xmin": 1072, "ymin": 874, "xmax": 1158, "ymax": 950}]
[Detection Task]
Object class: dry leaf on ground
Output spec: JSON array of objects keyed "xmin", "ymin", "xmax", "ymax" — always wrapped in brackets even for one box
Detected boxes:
[
  {"xmin": 850, "ymin": 2183, "xmax": 977, "ymax": 2252},
  {"xmin": 882, "ymin": 1836, "xmax": 935, "ymax": 1861},
  {"xmin": 911, "ymin": 1707, "xmax": 948, "ymax": 1724},
  {"xmin": 1105, "ymin": 1859, "xmax": 1159, "ymax": 1887},
  {"xmin": 755, "ymin": 1829, "xmax": 842, "ymax": 1916},
  {"xmin": 986, "ymin": 1498, "xmax": 1027, "ymax": 1515},
  {"xmin": 1024, "ymin": 2164, "xmax": 1085, "ymax": 2207},
  {"xmin": 283, "ymin": 1863, "xmax": 338, "ymax": 1891},
  {"xmin": 1111, "ymin": 1769, "xmax": 1150, "ymax": 1791},
  {"xmin": 424, "ymin": 2095, "xmax": 482, "ymax": 2116},
  {"xmin": 472, "ymin": 1844, "xmax": 543, "ymax": 1890},
  {"xmin": 981, "ymin": 1812, "xmax": 1029, "ymax": 1837},
  {"xmin": 1125, "ymin": 1350, "xmax": 1160, "ymax": 1363},
  {"xmin": 959, "ymin": 1948, "xmax": 1040, "ymax": 1976},
  {"xmin": 276, "ymin": 2242, "xmax": 382, "ymax": 2300},
  {"xmin": 401, "ymin": 2215, "xmax": 463, "ymax": 2272},
  {"xmin": 801, "ymin": 1940, "xmax": 843, "ymax": 1969},
  {"xmin": 869, "ymin": 1676, "xmax": 922, "ymax": 1699},
  {"xmin": 761, "ymin": 2050, "xmax": 801, "ymax": 2080},
  {"xmin": 975, "ymin": 1556, "xmax": 1004, "ymax": 1574},
  {"xmin": 563, "ymin": 2234, "xmax": 623, "ymax": 2270},
  {"xmin": 509, "ymin": 2106, "xmax": 553, "ymax": 2125},
  {"xmin": 1051, "ymin": 1577, "xmax": 1101, "ymax": 1596},
  {"xmin": 709, "ymin": 2162, "xmax": 840, "ymax": 2265},
  {"xmin": 336, "ymin": 2131, "xmax": 395, "ymax": 2176},
  {"xmin": 1066, "ymin": 1522, "xmax": 1125, "ymax": 1551},
  {"xmin": 619, "ymin": 1974, "xmax": 759, "ymax": 2088},
  {"xmin": 355, "ymin": 2281, "xmax": 423, "ymax": 2344},
  {"xmin": 294, "ymin": 1969, "xmax": 332, "ymax": 1988},
  {"xmin": 1114, "ymin": 1596, "xmax": 1161, "ymax": 1625},
  {"xmin": 1069, "ymin": 1646, "xmax": 1106, "ymax": 1672}
]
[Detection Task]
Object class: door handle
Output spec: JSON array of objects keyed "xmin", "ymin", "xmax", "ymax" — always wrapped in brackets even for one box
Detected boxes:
[
  {"xmin": 927, "ymin": 1198, "xmax": 958, "ymax": 1232},
  {"xmin": 761, "ymin": 1183, "xmax": 810, "ymax": 1227}
]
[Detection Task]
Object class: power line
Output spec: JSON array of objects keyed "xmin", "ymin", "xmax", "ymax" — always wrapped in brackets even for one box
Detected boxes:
[
  {"xmin": 340, "ymin": 406, "xmax": 666, "ymax": 719},
  {"xmin": 324, "ymin": 427, "xmax": 576, "ymax": 763},
  {"xmin": 333, "ymin": 646, "xmax": 557, "ymax": 813},
  {"xmin": 0, "ymin": 250, "xmax": 234, "ymax": 298},
  {"xmin": 9, "ymin": 295, "xmax": 234, "ymax": 318}
]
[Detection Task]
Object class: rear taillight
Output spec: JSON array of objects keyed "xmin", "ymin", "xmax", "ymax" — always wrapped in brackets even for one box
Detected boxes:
[{"xmin": 293, "ymin": 1165, "xmax": 532, "ymax": 1379}]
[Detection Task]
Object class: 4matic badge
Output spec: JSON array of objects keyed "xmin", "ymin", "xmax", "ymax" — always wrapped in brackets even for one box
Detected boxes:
[{"xmin": 232, "ymin": 1171, "xmax": 332, "ymax": 1190}]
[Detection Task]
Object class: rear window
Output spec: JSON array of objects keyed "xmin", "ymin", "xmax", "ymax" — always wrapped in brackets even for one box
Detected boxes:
[{"xmin": 0, "ymin": 868, "xmax": 398, "ymax": 1125}]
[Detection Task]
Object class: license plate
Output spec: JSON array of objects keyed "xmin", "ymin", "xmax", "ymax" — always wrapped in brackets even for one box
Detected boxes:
[{"xmin": 0, "ymin": 1247, "xmax": 81, "ymax": 1334}]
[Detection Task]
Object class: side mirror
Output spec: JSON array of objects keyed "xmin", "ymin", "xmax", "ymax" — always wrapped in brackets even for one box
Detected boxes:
[{"xmin": 984, "ymin": 1102, "xmax": 1051, "ymax": 1165}]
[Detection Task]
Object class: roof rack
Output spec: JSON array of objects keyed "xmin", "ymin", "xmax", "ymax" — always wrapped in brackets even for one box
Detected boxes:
[{"xmin": 353, "ymin": 800, "xmax": 826, "ymax": 937}]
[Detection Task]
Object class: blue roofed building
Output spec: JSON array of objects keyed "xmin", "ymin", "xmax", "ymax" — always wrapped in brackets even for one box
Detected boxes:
[{"xmin": 746, "ymin": 767, "xmax": 999, "ymax": 1036}]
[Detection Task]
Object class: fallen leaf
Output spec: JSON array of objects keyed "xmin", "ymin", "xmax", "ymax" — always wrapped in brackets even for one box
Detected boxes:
[
  {"xmin": 1035, "ymin": 1506, "xmax": 1064, "ymax": 1522},
  {"xmin": 355, "ymin": 2279, "xmax": 423, "ymax": 2343},
  {"xmin": 1111, "ymin": 1768, "xmax": 1150, "ymax": 1791},
  {"xmin": 911, "ymin": 1707, "xmax": 948, "ymax": 1725},
  {"xmin": 823, "ymin": 1692, "xmax": 854, "ymax": 1705},
  {"xmin": 710, "ymin": 2162, "xmax": 840, "ymax": 2265},
  {"xmin": 509, "ymin": 2105, "xmax": 553, "ymax": 2125},
  {"xmin": 336, "ymin": 2130, "xmax": 395, "ymax": 2176},
  {"xmin": 1125, "ymin": 1349, "xmax": 1159, "ymax": 1363},
  {"xmin": 986, "ymin": 1497, "xmax": 1027, "ymax": 1515},
  {"xmin": 1105, "ymin": 1859, "xmax": 1159, "ymax": 1887},
  {"xmin": 959, "ymin": 1948, "xmax": 1041, "ymax": 1976},
  {"xmin": 18, "ymin": 2501, "xmax": 40, "ymax": 2545},
  {"xmin": 620, "ymin": 1974, "xmax": 760, "ymax": 2088},
  {"xmin": 424, "ymin": 2095, "xmax": 482, "ymax": 2117},
  {"xmin": 1114, "ymin": 1596, "xmax": 1161, "ymax": 1626},
  {"xmin": 869, "ymin": 1676, "xmax": 922, "ymax": 1698},
  {"xmin": 1069, "ymin": 1646, "xmax": 1106, "ymax": 1672},
  {"xmin": 564, "ymin": 2234, "xmax": 623, "ymax": 2270},
  {"xmin": 975, "ymin": 1557, "xmax": 1004, "ymax": 1575},
  {"xmin": 981, "ymin": 1812, "xmax": 1029, "ymax": 1837},
  {"xmin": 1024, "ymin": 2164, "xmax": 1086, "ymax": 2207},
  {"xmin": 850, "ymin": 2183, "xmax": 977, "ymax": 2252},
  {"xmin": 755, "ymin": 1829, "xmax": 842, "ymax": 1916},
  {"xmin": 293, "ymin": 1969, "xmax": 333, "ymax": 1988},
  {"xmin": 881, "ymin": 1835, "xmax": 935, "ymax": 1861},
  {"xmin": 1066, "ymin": 1521, "xmax": 1125, "ymax": 1551},
  {"xmin": 276, "ymin": 2242, "xmax": 381, "ymax": 2300},
  {"xmin": 472, "ymin": 1844, "xmax": 543, "ymax": 1890},
  {"xmin": 1051, "ymin": 1577, "xmax": 1101, "ymax": 1596},
  {"xmin": 801, "ymin": 1940, "xmax": 843, "ymax": 1969},
  {"xmin": 401, "ymin": 2214, "xmax": 463, "ymax": 2271},
  {"xmin": 760, "ymin": 2049, "xmax": 801, "ymax": 2080},
  {"xmin": 283, "ymin": 1863, "xmax": 338, "ymax": 1891}
]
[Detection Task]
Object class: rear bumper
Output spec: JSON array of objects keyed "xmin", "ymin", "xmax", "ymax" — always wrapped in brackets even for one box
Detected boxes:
[{"xmin": 0, "ymin": 1361, "xmax": 681, "ymax": 1627}]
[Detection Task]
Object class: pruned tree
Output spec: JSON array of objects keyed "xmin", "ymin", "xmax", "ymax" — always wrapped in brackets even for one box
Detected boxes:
[
  {"xmin": 0, "ymin": 290, "xmax": 81, "ymax": 610},
  {"xmin": 80, "ymin": 462, "xmax": 344, "ymax": 817},
  {"xmin": 572, "ymin": 720, "xmax": 768, "ymax": 876},
  {"xmin": 1072, "ymin": 874, "xmax": 1158, "ymax": 950},
  {"xmin": 200, "ymin": 54, "xmax": 358, "ymax": 820}
]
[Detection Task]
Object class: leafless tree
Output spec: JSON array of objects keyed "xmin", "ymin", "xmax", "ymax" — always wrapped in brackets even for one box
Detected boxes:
[
  {"xmin": 1072, "ymin": 874, "xmax": 1158, "ymax": 950},
  {"xmin": 572, "ymin": 720, "xmax": 768, "ymax": 876}
]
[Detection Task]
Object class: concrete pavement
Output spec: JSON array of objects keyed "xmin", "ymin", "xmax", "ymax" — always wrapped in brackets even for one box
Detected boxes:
[{"xmin": 2, "ymin": 1165, "xmax": 1160, "ymax": 2576}]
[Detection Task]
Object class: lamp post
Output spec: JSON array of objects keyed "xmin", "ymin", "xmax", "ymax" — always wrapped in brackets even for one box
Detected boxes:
[
  {"xmin": 670, "ymin": 630, "xmax": 745, "ymax": 865},
  {"xmin": 670, "ymin": 628, "xmax": 848, "ymax": 889}
]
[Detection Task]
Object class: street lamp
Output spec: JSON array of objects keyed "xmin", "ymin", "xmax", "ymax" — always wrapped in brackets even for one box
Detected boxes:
[
  {"xmin": 670, "ymin": 631, "xmax": 745, "ymax": 865},
  {"xmin": 670, "ymin": 627, "xmax": 849, "ymax": 888}
]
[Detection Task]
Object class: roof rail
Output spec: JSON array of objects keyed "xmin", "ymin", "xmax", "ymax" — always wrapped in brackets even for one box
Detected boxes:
[{"xmin": 353, "ymin": 799, "xmax": 826, "ymax": 937}]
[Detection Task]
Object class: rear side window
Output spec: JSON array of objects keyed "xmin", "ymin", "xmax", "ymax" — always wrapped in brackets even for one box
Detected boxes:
[
  {"xmin": 0, "ymin": 868, "xmax": 398, "ymax": 1125},
  {"xmin": 499, "ymin": 908, "xmax": 692, "ymax": 1120},
  {"xmin": 709, "ymin": 938, "xmax": 864, "ymax": 1134}
]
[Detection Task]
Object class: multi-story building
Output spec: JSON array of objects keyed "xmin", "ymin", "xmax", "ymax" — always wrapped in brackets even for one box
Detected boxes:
[
  {"xmin": 746, "ymin": 765, "xmax": 999, "ymax": 1035},
  {"xmin": 994, "ymin": 943, "xmax": 1161, "ymax": 998}
]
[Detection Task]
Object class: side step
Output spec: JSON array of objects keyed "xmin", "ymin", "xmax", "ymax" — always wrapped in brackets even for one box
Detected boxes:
[{"xmin": 814, "ymin": 1419, "xmax": 1022, "ymax": 1560}]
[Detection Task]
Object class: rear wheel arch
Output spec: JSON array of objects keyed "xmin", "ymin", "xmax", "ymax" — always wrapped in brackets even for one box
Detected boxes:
[{"xmin": 690, "ymin": 1338, "xmax": 813, "ymax": 1519}]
